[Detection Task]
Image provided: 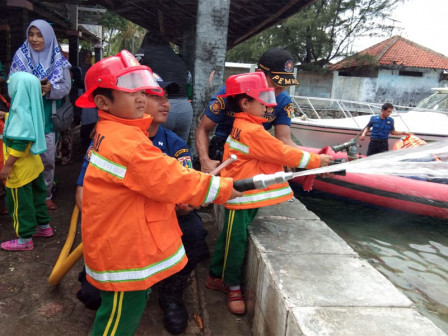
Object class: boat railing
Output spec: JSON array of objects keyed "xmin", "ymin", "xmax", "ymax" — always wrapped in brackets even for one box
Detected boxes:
[{"xmin": 291, "ymin": 95, "xmax": 448, "ymax": 130}]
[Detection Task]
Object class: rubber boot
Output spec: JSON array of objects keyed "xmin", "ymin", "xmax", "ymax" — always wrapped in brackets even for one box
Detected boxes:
[{"xmin": 159, "ymin": 273, "xmax": 189, "ymax": 334}]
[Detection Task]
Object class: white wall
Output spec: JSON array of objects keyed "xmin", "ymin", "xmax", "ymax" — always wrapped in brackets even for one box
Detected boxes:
[{"xmin": 331, "ymin": 68, "xmax": 448, "ymax": 106}]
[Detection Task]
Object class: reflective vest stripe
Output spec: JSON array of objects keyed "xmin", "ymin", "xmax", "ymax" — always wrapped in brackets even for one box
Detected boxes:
[
  {"xmin": 297, "ymin": 151, "xmax": 311, "ymax": 169},
  {"xmin": 226, "ymin": 137, "xmax": 249, "ymax": 154},
  {"xmin": 203, "ymin": 176, "xmax": 221, "ymax": 204},
  {"xmin": 86, "ymin": 245, "xmax": 186, "ymax": 283},
  {"xmin": 226, "ymin": 186, "xmax": 292, "ymax": 205},
  {"xmin": 90, "ymin": 151, "xmax": 127, "ymax": 179}
]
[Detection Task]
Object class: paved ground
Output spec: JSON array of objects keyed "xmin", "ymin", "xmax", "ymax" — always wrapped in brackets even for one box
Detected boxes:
[{"xmin": 0, "ymin": 129, "xmax": 252, "ymax": 336}]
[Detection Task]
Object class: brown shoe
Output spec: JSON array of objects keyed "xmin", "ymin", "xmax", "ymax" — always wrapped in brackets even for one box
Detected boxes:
[
  {"xmin": 227, "ymin": 289, "xmax": 245, "ymax": 315},
  {"xmin": 205, "ymin": 275, "xmax": 229, "ymax": 294},
  {"xmin": 46, "ymin": 199, "xmax": 58, "ymax": 210}
]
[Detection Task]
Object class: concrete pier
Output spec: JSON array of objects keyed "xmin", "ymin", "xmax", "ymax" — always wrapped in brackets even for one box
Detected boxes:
[{"xmin": 243, "ymin": 199, "xmax": 446, "ymax": 335}]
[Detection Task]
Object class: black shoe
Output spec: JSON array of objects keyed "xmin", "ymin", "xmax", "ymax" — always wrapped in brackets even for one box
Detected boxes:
[
  {"xmin": 159, "ymin": 273, "xmax": 189, "ymax": 334},
  {"xmin": 159, "ymin": 297, "xmax": 188, "ymax": 334}
]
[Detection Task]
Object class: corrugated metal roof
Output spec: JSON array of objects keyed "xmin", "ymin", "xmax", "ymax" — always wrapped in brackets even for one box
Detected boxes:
[{"xmin": 331, "ymin": 36, "xmax": 448, "ymax": 70}]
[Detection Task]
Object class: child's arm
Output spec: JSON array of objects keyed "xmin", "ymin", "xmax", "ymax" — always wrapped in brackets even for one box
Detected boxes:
[
  {"xmin": 245, "ymin": 129, "xmax": 323, "ymax": 169},
  {"xmin": 126, "ymin": 144, "xmax": 236, "ymax": 206},
  {"xmin": 0, "ymin": 154, "xmax": 19, "ymax": 180},
  {"xmin": 0, "ymin": 139, "xmax": 30, "ymax": 180}
]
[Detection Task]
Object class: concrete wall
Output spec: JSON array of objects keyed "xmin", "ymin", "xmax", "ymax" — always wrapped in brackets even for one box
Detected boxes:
[
  {"xmin": 296, "ymin": 71, "xmax": 333, "ymax": 98},
  {"xmin": 243, "ymin": 200, "xmax": 446, "ymax": 336},
  {"xmin": 331, "ymin": 67, "xmax": 448, "ymax": 106},
  {"xmin": 331, "ymin": 73, "xmax": 377, "ymax": 102},
  {"xmin": 374, "ymin": 68, "xmax": 448, "ymax": 106}
]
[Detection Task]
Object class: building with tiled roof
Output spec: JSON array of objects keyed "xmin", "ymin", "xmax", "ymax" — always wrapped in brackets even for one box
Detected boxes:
[{"xmin": 327, "ymin": 36, "xmax": 448, "ymax": 105}]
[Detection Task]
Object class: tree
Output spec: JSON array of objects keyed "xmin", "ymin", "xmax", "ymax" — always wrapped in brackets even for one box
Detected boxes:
[
  {"xmin": 226, "ymin": 0, "xmax": 404, "ymax": 70},
  {"xmin": 99, "ymin": 11, "xmax": 146, "ymax": 56}
]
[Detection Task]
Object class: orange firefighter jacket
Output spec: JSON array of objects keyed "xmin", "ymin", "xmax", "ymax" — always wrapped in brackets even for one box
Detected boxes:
[
  {"xmin": 82, "ymin": 110, "xmax": 234, "ymax": 292},
  {"xmin": 221, "ymin": 112, "xmax": 321, "ymax": 210}
]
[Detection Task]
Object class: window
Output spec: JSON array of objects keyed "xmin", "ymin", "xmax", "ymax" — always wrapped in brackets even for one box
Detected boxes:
[{"xmin": 399, "ymin": 70, "xmax": 423, "ymax": 77}]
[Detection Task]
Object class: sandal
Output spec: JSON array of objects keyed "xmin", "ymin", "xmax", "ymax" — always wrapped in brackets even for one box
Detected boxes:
[
  {"xmin": 227, "ymin": 289, "xmax": 245, "ymax": 315},
  {"xmin": 206, "ymin": 275, "xmax": 229, "ymax": 294},
  {"xmin": 46, "ymin": 199, "xmax": 58, "ymax": 210}
]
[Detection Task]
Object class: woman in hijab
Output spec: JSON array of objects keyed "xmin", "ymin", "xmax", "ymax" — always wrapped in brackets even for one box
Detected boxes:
[
  {"xmin": 0, "ymin": 72, "xmax": 52, "ymax": 251},
  {"xmin": 9, "ymin": 19, "xmax": 72, "ymax": 210}
]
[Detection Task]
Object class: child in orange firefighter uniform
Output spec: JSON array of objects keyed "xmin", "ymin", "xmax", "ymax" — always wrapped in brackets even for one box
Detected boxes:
[
  {"xmin": 206, "ymin": 72, "xmax": 332, "ymax": 315},
  {"xmin": 75, "ymin": 50, "xmax": 241, "ymax": 335}
]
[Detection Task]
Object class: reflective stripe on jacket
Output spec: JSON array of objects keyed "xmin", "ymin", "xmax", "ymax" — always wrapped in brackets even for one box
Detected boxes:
[
  {"xmin": 83, "ymin": 110, "xmax": 234, "ymax": 291},
  {"xmin": 221, "ymin": 112, "xmax": 321, "ymax": 210}
]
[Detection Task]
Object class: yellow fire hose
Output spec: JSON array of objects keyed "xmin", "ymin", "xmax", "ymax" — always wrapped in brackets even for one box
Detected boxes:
[{"xmin": 48, "ymin": 205, "xmax": 83, "ymax": 285}]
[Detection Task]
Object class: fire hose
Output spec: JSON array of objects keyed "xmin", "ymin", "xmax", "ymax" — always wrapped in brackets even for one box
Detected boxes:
[
  {"xmin": 48, "ymin": 206, "xmax": 83, "ymax": 285},
  {"xmin": 48, "ymin": 155, "xmax": 238, "ymax": 286},
  {"xmin": 48, "ymin": 152, "xmax": 351, "ymax": 285}
]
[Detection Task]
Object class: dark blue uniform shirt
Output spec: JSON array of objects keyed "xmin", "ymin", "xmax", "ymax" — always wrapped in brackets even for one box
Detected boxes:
[{"xmin": 367, "ymin": 115, "xmax": 395, "ymax": 140}]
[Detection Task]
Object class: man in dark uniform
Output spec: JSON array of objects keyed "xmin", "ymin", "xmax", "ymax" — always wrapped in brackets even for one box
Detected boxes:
[
  {"xmin": 360, "ymin": 102, "xmax": 409, "ymax": 156},
  {"xmin": 195, "ymin": 47, "xmax": 300, "ymax": 173}
]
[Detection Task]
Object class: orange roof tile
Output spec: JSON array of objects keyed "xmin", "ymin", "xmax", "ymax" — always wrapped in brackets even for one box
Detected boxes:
[{"xmin": 331, "ymin": 36, "xmax": 448, "ymax": 70}]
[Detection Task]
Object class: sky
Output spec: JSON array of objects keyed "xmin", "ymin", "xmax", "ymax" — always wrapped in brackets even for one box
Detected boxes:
[{"xmin": 352, "ymin": 0, "xmax": 448, "ymax": 56}]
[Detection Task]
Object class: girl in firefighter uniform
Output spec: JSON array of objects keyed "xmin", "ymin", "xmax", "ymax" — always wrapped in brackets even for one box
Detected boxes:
[{"xmin": 206, "ymin": 72, "xmax": 331, "ymax": 315}]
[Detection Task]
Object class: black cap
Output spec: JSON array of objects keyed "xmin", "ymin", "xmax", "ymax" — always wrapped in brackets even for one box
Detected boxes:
[
  {"xmin": 152, "ymin": 72, "xmax": 180, "ymax": 95},
  {"xmin": 258, "ymin": 48, "xmax": 299, "ymax": 87}
]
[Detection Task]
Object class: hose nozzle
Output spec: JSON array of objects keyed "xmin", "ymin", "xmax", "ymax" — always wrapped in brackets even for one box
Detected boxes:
[
  {"xmin": 233, "ymin": 171, "xmax": 294, "ymax": 192},
  {"xmin": 331, "ymin": 138, "xmax": 357, "ymax": 153}
]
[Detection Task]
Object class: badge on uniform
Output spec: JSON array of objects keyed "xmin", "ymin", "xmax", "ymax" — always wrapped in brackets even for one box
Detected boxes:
[
  {"xmin": 284, "ymin": 103, "xmax": 295, "ymax": 118},
  {"xmin": 210, "ymin": 97, "xmax": 225, "ymax": 114},
  {"xmin": 178, "ymin": 156, "xmax": 192, "ymax": 168}
]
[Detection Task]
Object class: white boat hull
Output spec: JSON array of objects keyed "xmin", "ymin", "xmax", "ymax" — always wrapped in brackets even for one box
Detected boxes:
[{"xmin": 290, "ymin": 118, "xmax": 448, "ymax": 156}]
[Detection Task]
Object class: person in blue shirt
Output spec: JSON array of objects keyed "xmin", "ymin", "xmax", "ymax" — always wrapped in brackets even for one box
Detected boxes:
[
  {"xmin": 195, "ymin": 47, "xmax": 300, "ymax": 173},
  {"xmin": 75, "ymin": 76, "xmax": 209, "ymax": 335},
  {"xmin": 360, "ymin": 102, "xmax": 409, "ymax": 156}
]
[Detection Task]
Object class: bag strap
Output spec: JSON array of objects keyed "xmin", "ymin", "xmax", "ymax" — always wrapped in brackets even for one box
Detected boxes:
[
  {"xmin": 51, "ymin": 96, "xmax": 71, "ymax": 117},
  {"xmin": 52, "ymin": 100, "xmax": 57, "ymax": 117}
]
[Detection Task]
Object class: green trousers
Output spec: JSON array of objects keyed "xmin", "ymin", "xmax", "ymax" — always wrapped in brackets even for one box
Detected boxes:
[
  {"xmin": 92, "ymin": 288, "xmax": 151, "ymax": 336},
  {"xmin": 209, "ymin": 208, "xmax": 259, "ymax": 286},
  {"xmin": 5, "ymin": 174, "xmax": 50, "ymax": 239}
]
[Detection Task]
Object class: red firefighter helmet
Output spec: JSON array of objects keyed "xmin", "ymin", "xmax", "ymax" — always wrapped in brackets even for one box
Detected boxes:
[
  {"xmin": 76, "ymin": 50, "xmax": 163, "ymax": 108},
  {"xmin": 219, "ymin": 72, "xmax": 277, "ymax": 107}
]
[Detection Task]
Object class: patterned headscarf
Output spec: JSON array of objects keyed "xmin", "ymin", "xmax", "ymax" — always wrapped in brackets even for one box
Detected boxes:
[
  {"xmin": 5, "ymin": 72, "xmax": 47, "ymax": 154},
  {"xmin": 9, "ymin": 19, "xmax": 71, "ymax": 89}
]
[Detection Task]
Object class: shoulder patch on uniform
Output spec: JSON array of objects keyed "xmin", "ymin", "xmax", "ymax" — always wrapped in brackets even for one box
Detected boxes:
[
  {"xmin": 174, "ymin": 148, "xmax": 189, "ymax": 158},
  {"xmin": 86, "ymin": 145, "xmax": 94, "ymax": 162},
  {"xmin": 178, "ymin": 156, "xmax": 192, "ymax": 168},
  {"xmin": 284, "ymin": 103, "xmax": 295, "ymax": 118},
  {"xmin": 210, "ymin": 97, "xmax": 225, "ymax": 115}
]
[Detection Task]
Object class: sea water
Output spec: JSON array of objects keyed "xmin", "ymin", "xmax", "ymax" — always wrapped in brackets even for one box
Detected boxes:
[{"xmin": 292, "ymin": 141, "xmax": 448, "ymax": 332}]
